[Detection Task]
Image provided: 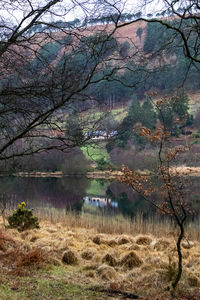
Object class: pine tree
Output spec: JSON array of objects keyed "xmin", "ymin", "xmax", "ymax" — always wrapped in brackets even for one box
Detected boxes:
[
  {"xmin": 114, "ymin": 94, "xmax": 143, "ymax": 147},
  {"xmin": 65, "ymin": 112, "xmax": 84, "ymax": 145},
  {"xmin": 158, "ymin": 89, "xmax": 191, "ymax": 136},
  {"xmin": 172, "ymin": 88, "xmax": 189, "ymax": 121},
  {"xmin": 142, "ymin": 97, "xmax": 157, "ymax": 130}
]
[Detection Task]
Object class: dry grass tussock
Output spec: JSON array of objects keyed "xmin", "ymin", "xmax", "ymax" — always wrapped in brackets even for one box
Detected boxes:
[{"xmin": 0, "ymin": 215, "xmax": 199, "ymax": 299}]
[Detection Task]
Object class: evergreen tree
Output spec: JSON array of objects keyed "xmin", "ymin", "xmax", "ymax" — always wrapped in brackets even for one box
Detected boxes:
[
  {"xmin": 172, "ymin": 88, "xmax": 189, "ymax": 121},
  {"xmin": 126, "ymin": 94, "xmax": 143, "ymax": 123},
  {"xmin": 119, "ymin": 41, "xmax": 130, "ymax": 58},
  {"xmin": 136, "ymin": 27, "xmax": 143, "ymax": 42},
  {"xmin": 65, "ymin": 112, "xmax": 84, "ymax": 145},
  {"xmin": 110, "ymin": 94, "xmax": 143, "ymax": 149},
  {"xmin": 158, "ymin": 89, "xmax": 191, "ymax": 136},
  {"xmin": 117, "ymin": 95, "xmax": 156, "ymax": 146},
  {"xmin": 141, "ymin": 97, "xmax": 157, "ymax": 130}
]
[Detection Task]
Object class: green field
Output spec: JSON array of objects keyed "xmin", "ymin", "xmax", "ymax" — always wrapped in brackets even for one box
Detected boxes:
[
  {"xmin": 81, "ymin": 142, "xmax": 110, "ymax": 162},
  {"xmin": 111, "ymin": 107, "xmax": 127, "ymax": 121},
  {"xmin": 189, "ymin": 101, "xmax": 200, "ymax": 115},
  {"xmin": 0, "ymin": 265, "xmax": 107, "ymax": 300},
  {"xmin": 86, "ymin": 179, "xmax": 109, "ymax": 196}
]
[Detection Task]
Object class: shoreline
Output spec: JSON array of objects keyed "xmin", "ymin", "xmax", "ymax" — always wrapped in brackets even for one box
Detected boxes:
[
  {"xmin": 0, "ymin": 165, "xmax": 198, "ymax": 178},
  {"xmin": 3, "ymin": 170, "xmax": 123, "ymax": 179}
]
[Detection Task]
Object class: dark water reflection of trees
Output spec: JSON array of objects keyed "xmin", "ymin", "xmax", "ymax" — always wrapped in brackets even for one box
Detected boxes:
[
  {"xmin": 0, "ymin": 177, "xmax": 199, "ymax": 219},
  {"xmin": 0, "ymin": 177, "xmax": 88, "ymax": 210}
]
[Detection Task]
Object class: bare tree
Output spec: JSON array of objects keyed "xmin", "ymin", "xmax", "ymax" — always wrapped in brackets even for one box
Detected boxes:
[
  {"xmin": 120, "ymin": 96, "xmax": 193, "ymax": 295},
  {"xmin": 0, "ymin": 0, "xmax": 131, "ymax": 163}
]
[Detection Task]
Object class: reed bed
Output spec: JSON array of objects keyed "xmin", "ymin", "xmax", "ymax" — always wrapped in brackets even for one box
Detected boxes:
[{"xmin": 35, "ymin": 207, "xmax": 200, "ymax": 241}]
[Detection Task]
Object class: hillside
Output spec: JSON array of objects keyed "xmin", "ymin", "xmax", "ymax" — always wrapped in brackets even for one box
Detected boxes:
[
  {"xmin": 5, "ymin": 18, "xmax": 199, "ymax": 101},
  {"xmin": 1, "ymin": 15, "xmax": 199, "ymax": 169},
  {"xmin": 89, "ymin": 20, "xmax": 147, "ymax": 47}
]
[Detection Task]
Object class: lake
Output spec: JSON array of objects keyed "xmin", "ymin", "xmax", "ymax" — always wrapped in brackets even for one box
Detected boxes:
[{"xmin": 0, "ymin": 176, "xmax": 199, "ymax": 219}]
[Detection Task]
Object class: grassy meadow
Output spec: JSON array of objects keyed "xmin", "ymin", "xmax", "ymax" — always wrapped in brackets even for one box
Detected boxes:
[{"xmin": 81, "ymin": 143, "xmax": 110, "ymax": 163}]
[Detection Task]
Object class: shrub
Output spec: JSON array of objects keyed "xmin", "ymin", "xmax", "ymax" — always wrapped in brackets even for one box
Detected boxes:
[{"xmin": 8, "ymin": 202, "xmax": 40, "ymax": 232}]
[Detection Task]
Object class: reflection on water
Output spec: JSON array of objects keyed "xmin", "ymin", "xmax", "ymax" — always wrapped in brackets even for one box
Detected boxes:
[
  {"xmin": 84, "ymin": 196, "xmax": 118, "ymax": 208},
  {"xmin": 0, "ymin": 176, "xmax": 199, "ymax": 219},
  {"xmin": 0, "ymin": 176, "xmax": 89, "ymax": 210}
]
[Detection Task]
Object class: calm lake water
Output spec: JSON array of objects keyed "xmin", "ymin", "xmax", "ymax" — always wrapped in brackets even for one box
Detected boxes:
[{"xmin": 0, "ymin": 176, "xmax": 199, "ymax": 219}]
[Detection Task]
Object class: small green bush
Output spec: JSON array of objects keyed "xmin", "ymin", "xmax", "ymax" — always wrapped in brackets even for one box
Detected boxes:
[{"xmin": 8, "ymin": 202, "xmax": 40, "ymax": 231}]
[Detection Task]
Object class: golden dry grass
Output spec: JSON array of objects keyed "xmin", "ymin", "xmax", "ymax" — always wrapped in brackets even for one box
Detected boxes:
[
  {"xmin": 0, "ymin": 213, "xmax": 200, "ymax": 299},
  {"xmin": 34, "ymin": 208, "xmax": 200, "ymax": 241}
]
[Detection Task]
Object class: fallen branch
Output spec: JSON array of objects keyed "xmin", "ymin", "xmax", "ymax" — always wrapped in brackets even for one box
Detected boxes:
[{"xmin": 89, "ymin": 287, "xmax": 139, "ymax": 299}]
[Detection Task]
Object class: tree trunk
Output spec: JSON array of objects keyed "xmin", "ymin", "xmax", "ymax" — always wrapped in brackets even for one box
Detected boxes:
[{"xmin": 171, "ymin": 221, "xmax": 184, "ymax": 293}]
